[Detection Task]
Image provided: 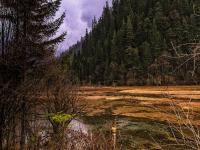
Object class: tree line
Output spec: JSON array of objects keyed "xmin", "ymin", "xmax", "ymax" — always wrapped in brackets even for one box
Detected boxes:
[{"xmin": 61, "ymin": 0, "xmax": 200, "ymax": 85}]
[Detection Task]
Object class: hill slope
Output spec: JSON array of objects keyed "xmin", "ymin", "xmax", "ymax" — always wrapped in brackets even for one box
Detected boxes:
[{"xmin": 61, "ymin": 0, "xmax": 200, "ymax": 85}]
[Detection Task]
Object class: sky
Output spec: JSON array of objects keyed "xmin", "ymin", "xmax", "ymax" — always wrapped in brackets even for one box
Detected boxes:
[{"xmin": 57, "ymin": 0, "xmax": 112, "ymax": 54}]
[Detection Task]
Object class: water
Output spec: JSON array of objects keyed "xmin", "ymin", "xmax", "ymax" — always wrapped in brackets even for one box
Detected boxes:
[{"xmin": 80, "ymin": 115, "xmax": 179, "ymax": 149}]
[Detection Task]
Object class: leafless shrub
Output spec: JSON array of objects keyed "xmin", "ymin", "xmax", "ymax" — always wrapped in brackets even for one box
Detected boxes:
[
  {"xmin": 152, "ymin": 95, "xmax": 200, "ymax": 150},
  {"xmin": 26, "ymin": 65, "xmax": 82, "ymax": 150},
  {"xmin": 168, "ymin": 102, "xmax": 200, "ymax": 150}
]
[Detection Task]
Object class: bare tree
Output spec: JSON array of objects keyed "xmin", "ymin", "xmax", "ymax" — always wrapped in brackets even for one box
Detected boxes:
[{"xmin": 31, "ymin": 64, "xmax": 82, "ymax": 149}]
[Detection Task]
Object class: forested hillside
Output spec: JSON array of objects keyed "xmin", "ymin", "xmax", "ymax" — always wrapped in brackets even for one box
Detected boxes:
[{"xmin": 61, "ymin": 0, "xmax": 200, "ymax": 85}]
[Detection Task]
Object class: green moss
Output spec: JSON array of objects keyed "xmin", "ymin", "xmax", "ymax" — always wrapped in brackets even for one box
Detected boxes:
[{"xmin": 47, "ymin": 113, "xmax": 75, "ymax": 123}]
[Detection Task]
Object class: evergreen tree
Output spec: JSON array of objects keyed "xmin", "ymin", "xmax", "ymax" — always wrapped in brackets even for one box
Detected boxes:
[
  {"xmin": 139, "ymin": 41, "xmax": 152, "ymax": 68},
  {"xmin": 150, "ymin": 19, "xmax": 163, "ymax": 58},
  {"xmin": 111, "ymin": 31, "xmax": 119, "ymax": 63},
  {"xmin": 126, "ymin": 16, "xmax": 134, "ymax": 47},
  {"xmin": 0, "ymin": 0, "xmax": 66, "ymax": 148}
]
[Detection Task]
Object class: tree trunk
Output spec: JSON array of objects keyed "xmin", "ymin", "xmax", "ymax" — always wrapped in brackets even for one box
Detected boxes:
[
  {"xmin": 20, "ymin": 5, "xmax": 28, "ymax": 149},
  {"xmin": 20, "ymin": 100, "xmax": 26, "ymax": 150},
  {"xmin": 0, "ymin": 126, "xmax": 3, "ymax": 150},
  {"xmin": 1, "ymin": 21, "xmax": 5, "ymax": 58}
]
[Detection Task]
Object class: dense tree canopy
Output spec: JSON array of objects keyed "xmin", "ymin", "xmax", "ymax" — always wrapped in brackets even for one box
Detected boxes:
[{"xmin": 61, "ymin": 0, "xmax": 200, "ymax": 85}]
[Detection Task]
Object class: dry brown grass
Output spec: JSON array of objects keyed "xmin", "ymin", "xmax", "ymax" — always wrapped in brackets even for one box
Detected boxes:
[{"xmin": 80, "ymin": 86, "xmax": 200, "ymax": 125}]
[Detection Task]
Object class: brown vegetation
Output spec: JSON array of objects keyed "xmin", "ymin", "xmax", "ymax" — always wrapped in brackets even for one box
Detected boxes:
[{"xmin": 80, "ymin": 86, "xmax": 200, "ymax": 125}]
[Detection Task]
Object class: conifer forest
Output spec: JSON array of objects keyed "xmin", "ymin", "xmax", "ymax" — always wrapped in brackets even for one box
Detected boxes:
[{"xmin": 61, "ymin": 0, "xmax": 200, "ymax": 85}]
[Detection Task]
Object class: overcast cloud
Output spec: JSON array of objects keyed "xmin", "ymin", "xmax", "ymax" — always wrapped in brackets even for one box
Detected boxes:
[{"xmin": 57, "ymin": 0, "xmax": 111, "ymax": 54}]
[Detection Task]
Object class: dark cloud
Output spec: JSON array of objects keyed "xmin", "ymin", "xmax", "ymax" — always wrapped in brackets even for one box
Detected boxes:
[
  {"xmin": 56, "ymin": 0, "xmax": 111, "ymax": 54},
  {"xmin": 81, "ymin": 0, "xmax": 111, "ymax": 28},
  {"xmin": 81, "ymin": 14, "xmax": 93, "ymax": 28}
]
